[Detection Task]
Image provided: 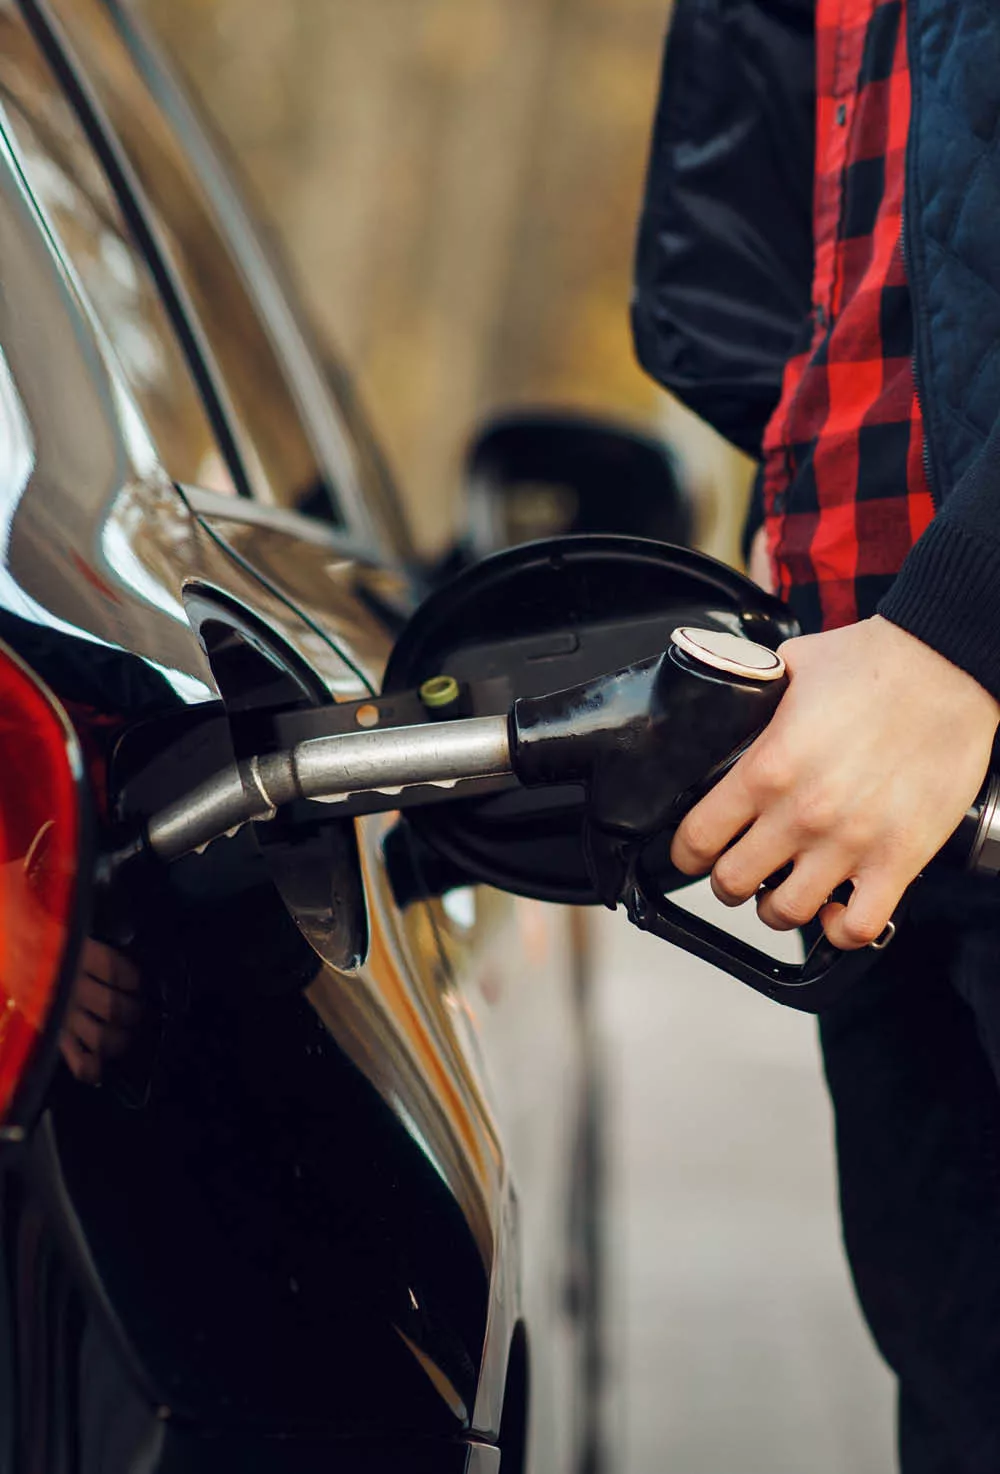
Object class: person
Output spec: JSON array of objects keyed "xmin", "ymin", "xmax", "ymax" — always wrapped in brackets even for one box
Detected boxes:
[{"xmin": 633, "ymin": 1, "xmax": 1000, "ymax": 1467}]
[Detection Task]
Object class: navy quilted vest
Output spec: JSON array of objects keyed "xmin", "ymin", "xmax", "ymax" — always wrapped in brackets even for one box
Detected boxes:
[{"xmin": 908, "ymin": 0, "xmax": 1000, "ymax": 502}]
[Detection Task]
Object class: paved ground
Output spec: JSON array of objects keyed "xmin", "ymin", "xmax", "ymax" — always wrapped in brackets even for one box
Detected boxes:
[{"xmin": 592, "ymin": 883, "xmax": 896, "ymax": 1474}]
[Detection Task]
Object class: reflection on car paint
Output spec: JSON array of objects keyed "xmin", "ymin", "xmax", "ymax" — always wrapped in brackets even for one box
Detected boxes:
[{"xmin": 0, "ymin": 6, "xmax": 239, "ymax": 495}]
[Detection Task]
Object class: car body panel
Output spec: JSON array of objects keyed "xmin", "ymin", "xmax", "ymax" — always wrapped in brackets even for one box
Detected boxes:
[{"xmin": 0, "ymin": 3, "xmax": 593, "ymax": 1470}]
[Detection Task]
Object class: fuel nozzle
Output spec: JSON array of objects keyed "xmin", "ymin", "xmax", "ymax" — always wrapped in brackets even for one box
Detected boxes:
[
  {"xmin": 145, "ymin": 714, "xmax": 514, "ymax": 864},
  {"xmin": 138, "ymin": 626, "xmax": 788, "ymax": 871},
  {"xmin": 509, "ymin": 626, "xmax": 788, "ymax": 905},
  {"xmin": 141, "ymin": 622, "xmax": 1000, "ymax": 1014},
  {"xmin": 140, "ymin": 627, "xmax": 786, "ymax": 868}
]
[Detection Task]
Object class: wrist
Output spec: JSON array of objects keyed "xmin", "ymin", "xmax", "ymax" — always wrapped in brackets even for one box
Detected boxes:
[
  {"xmin": 878, "ymin": 516, "xmax": 1000, "ymax": 706},
  {"xmin": 870, "ymin": 614, "xmax": 1000, "ymax": 725}
]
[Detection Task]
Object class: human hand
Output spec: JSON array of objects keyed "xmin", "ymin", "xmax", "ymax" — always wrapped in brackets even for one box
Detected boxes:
[
  {"xmin": 670, "ymin": 616, "xmax": 1000, "ymax": 949},
  {"xmin": 59, "ymin": 940, "xmax": 141, "ymax": 1085}
]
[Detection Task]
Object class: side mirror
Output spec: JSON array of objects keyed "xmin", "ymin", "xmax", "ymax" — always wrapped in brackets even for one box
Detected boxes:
[{"xmin": 458, "ymin": 411, "xmax": 694, "ymax": 563}]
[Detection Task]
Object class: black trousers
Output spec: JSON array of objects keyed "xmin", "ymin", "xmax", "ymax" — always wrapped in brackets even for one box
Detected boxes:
[{"xmin": 820, "ymin": 872, "xmax": 1000, "ymax": 1473}]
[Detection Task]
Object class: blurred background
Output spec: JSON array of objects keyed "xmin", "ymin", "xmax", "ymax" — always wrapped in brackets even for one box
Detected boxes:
[
  {"xmin": 137, "ymin": 0, "xmax": 753, "ymax": 563},
  {"xmin": 132, "ymin": 2, "xmax": 894, "ymax": 1469}
]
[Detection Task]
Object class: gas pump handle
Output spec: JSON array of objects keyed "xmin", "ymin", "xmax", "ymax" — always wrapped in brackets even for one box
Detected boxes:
[
  {"xmin": 622, "ymin": 875, "xmax": 900, "ymax": 1015},
  {"xmin": 513, "ymin": 622, "xmax": 1000, "ymax": 1015},
  {"xmin": 614, "ymin": 770, "xmax": 1000, "ymax": 1016}
]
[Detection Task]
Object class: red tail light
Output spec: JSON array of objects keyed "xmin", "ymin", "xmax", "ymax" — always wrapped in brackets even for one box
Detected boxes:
[{"xmin": 0, "ymin": 642, "xmax": 86, "ymax": 1134}]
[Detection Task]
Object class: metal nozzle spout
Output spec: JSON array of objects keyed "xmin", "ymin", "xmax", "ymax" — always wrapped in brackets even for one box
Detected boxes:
[{"xmin": 145, "ymin": 715, "xmax": 513, "ymax": 863}]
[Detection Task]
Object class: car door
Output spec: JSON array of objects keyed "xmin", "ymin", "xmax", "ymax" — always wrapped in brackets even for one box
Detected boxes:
[{"xmin": 0, "ymin": 3, "xmax": 595, "ymax": 1469}]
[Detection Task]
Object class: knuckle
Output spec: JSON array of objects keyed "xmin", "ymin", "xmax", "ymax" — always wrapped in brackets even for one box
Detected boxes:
[
  {"xmin": 678, "ymin": 816, "xmax": 717, "ymax": 870},
  {"xmin": 835, "ymin": 815, "xmax": 870, "ymax": 854},
  {"xmin": 792, "ymin": 785, "xmax": 838, "ymax": 839},
  {"xmin": 747, "ymin": 741, "xmax": 791, "ymax": 799},
  {"xmin": 776, "ymin": 634, "xmax": 813, "ymax": 671},
  {"xmin": 712, "ymin": 856, "xmax": 751, "ymax": 902}
]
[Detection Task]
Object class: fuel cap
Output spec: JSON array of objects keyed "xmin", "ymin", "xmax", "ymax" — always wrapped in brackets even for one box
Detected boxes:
[{"xmin": 671, "ymin": 626, "xmax": 786, "ymax": 682}]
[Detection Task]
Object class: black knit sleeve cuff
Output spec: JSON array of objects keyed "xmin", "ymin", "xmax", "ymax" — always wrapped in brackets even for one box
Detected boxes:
[{"xmin": 878, "ymin": 516, "xmax": 1000, "ymax": 704}]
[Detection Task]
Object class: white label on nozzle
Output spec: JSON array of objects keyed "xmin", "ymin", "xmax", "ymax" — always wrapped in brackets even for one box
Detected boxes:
[{"xmin": 671, "ymin": 627, "xmax": 786, "ymax": 682}]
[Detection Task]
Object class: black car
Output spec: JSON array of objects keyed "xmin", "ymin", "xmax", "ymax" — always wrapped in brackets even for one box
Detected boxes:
[{"xmin": 0, "ymin": 2, "xmax": 709, "ymax": 1470}]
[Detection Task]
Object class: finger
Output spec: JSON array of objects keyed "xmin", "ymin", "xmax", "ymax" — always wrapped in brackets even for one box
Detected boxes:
[
  {"xmin": 59, "ymin": 1032, "xmax": 101, "ymax": 1085},
  {"xmin": 62, "ymin": 1007, "xmax": 107, "ymax": 1055},
  {"xmin": 67, "ymin": 1004, "xmax": 133, "ymax": 1056},
  {"xmin": 80, "ymin": 938, "xmax": 115, "ymax": 982},
  {"xmin": 709, "ymin": 816, "xmax": 797, "ymax": 908},
  {"xmin": 818, "ymin": 871, "xmax": 903, "ymax": 951},
  {"xmin": 755, "ymin": 849, "xmax": 849, "ymax": 932},
  {"xmin": 671, "ymin": 768, "xmax": 759, "ymax": 877},
  {"xmin": 80, "ymin": 940, "xmax": 140, "ymax": 995},
  {"xmin": 72, "ymin": 973, "xmax": 141, "ymax": 1026}
]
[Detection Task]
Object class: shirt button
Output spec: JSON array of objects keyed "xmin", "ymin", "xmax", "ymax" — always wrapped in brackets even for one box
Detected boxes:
[{"xmin": 836, "ymin": 102, "xmax": 848, "ymax": 126}]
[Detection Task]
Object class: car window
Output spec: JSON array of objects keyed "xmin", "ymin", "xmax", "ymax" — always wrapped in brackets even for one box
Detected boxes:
[
  {"xmin": 0, "ymin": 4, "xmax": 237, "ymax": 496},
  {"xmin": 37, "ymin": 0, "xmax": 390, "ymax": 550}
]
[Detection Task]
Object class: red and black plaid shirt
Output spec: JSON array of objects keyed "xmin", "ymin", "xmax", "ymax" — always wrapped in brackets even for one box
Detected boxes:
[{"xmin": 762, "ymin": 0, "xmax": 935, "ymax": 634}]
